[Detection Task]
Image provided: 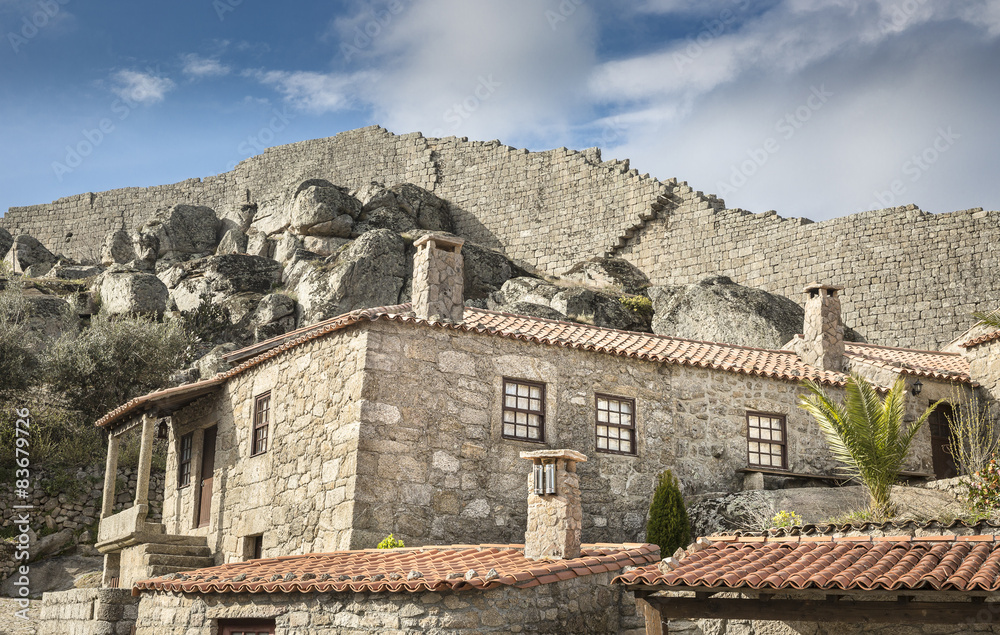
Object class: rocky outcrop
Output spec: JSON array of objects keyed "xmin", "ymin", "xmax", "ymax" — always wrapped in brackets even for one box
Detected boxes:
[
  {"xmin": 488, "ymin": 277, "xmax": 650, "ymax": 331},
  {"xmin": 3, "ymin": 234, "xmax": 57, "ymax": 274},
  {"xmin": 562, "ymin": 257, "xmax": 650, "ymax": 295},
  {"xmin": 649, "ymin": 276, "xmax": 806, "ymax": 349},
  {"xmin": 216, "ymin": 228, "xmax": 248, "ymax": 255},
  {"xmin": 290, "ymin": 182, "xmax": 361, "ymax": 237},
  {"xmin": 252, "ymin": 293, "xmax": 297, "ymax": 340},
  {"xmin": 0, "ymin": 226, "xmax": 13, "ymax": 261},
  {"xmin": 295, "ymin": 229, "xmax": 407, "ymax": 325},
  {"xmin": 99, "ymin": 270, "xmax": 169, "ymax": 317},
  {"xmin": 100, "ymin": 228, "xmax": 136, "ymax": 266},
  {"xmin": 138, "ymin": 204, "xmax": 220, "ymax": 261},
  {"xmin": 352, "ymin": 183, "xmax": 452, "ymax": 236},
  {"xmin": 23, "ymin": 292, "xmax": 74, "ymax": 338}
]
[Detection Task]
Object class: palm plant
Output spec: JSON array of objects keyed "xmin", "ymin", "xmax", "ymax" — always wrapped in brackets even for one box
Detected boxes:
[
  {"xmin": 799, "ymin": 373, "xmax": 940, "ymax": 519},
  {"xmin": 972, "ymin": 309, "xmax": 1000, "ymax": 329}
]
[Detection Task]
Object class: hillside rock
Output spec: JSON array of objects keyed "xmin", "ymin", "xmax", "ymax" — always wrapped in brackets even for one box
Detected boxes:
[
  {"xmin": 252, "ymin": 293, "xmax": 297, "ymax": 340},
  {"xmin": 649, "ymin": 276, "xmax": 805, "ymax": 349},
  {"xmin": 353, "ymin": 183, "xmax": 452, "ymax": 236},
  {"xmin": 562, "ymin": 257, "xmax": 650, "ymax": 295},
  {"xmin": 216, "ymin": 228, "xmax": 248, "ymax": 255},
  {"xmin": 23, "ymin": 292, "xmax": 73, "ymax": 337},
  {"xmin": 100, "ymin": 270, "xmax": 168, "ymax": 317},
  {"xmin": 3, "ymin": 234, "xmax": 57, "ymax": 274},
  {"xmin": 205, "ymin": 254, "xmax": 282, "ymax": 295},
  {"xmin": 296, "ymin": 229, "xmax": 406, "ymax": 325},
  {"xmin": 138, "ymin": 204, "xmax": 220, "ymax": 261},
  {"xmin": 462, "ymin": 242, "xmax": 527, "ymax": 301},
  {"xmin": 43, "ymin": 263, "xmax": 102, "ymax": 280},
  {"xmin": 290, "ymin": 183, "xmax": 361, "ymax": 237},
  {"xmin": 0, "ymin": 226, "xmax": 13, "ymax": 260},
  {"xmin": 195, "ymin": 343, "xmax": 237, "ymax": 378},
  {"xmin": 488, "ymin": 277, "xmax": 649, "ymax": 331},
  {"xmin": 100, "ymin": 228, "xmax": 136, "ymax": 266}
]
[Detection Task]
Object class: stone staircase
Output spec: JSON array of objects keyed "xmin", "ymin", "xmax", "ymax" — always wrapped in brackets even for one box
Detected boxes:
[{"xmin": 136, "ymin": 535, "xmax": 215, "ymax": 578}]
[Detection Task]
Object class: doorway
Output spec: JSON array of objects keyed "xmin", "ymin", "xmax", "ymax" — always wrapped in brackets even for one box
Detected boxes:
[
  {"xmin": 197, "ymin": 426, "xmax": 217, "ymax": 528},
  {"xmin": 929, "ymin": 403, "xmax": 956, "ymax": 479}
]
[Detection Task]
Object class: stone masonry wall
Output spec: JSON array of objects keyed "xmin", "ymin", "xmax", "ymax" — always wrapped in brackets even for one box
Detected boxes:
[
  {"xmin": 162, "ymin": 329, "xmax": 368, "ymax": 564},
  {"xmin": 132, "ymin": 572, "xmax": 643, "ymax": 634},
  {"xmin": 5, "ymin": 125, "xmax": 998, "ymax": 349},
  {"xmin": 37, "ymin": 588, "xmax": 138, "ymax": 635},
  {"xmin": 350, "ymin": 320, "xmax": 932, "ymax": 549}
]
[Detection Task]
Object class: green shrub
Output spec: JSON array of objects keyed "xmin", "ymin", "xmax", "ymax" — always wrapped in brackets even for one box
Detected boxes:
[
  {"xmin": 0, "ymin": 278, "xmax": 40, "ymax": 393},
  {"xmin": 966, "ymin": 457, "xmax": 1000, "ymax": 514},
  {"xmin": 619, "ymin": 295, "xmax": 653, "ymax": 320},
  {"xmin": 646, "ymin": 470, "xmax": 690, "ymax": 555},
  {"xmin": 0, "ymin": 394, "xmax": 103, "ymax": 469},
  {"xmin": 770, "ymin": 510, "xmax": 803, "ymax": 529},
  {"xmin": 377, "ymin": 533, "xmax": 405, "ymax": 549},
  {"xmin": 42, "ymin": 313, "xmax": 190, "ymax": 419}
]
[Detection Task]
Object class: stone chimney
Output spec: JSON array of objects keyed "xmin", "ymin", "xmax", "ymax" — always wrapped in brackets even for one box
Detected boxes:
[
  {"xmin": 411, "ymin": 234, "xmax": 465, "ymax": 323},
  {"xmin": 520, "ymin": 449, "xmax": 587, "ymax": 560},
  {"xmin": 801, "ymin": 282, "xmax": 845, "ymax": 372}
]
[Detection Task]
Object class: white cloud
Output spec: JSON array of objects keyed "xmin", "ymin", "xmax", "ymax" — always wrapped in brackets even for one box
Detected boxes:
[
  {"xmin": 110, "ymin": 70, "xmax": 175, "ymax": 105},
  {"xmin": 254, "ymin": 70, "xmax": 374, "ymax": 114},
  {"xmin": 181, "ymin": 54, "xmax": 230, "ymax": 78}
]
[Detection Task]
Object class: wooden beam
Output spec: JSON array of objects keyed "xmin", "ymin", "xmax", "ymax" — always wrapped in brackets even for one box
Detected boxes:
[
  {"xmin": 635, "ymin": 597, "xmax": 664, "ymax": 635},
  {"xmin": 643, "ymin": 597, "xmax": 1000, "ymax": 624}
]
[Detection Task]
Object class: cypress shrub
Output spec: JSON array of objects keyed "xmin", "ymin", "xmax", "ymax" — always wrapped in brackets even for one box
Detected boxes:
[{"xmin": 646, "ymin": 469, "xmax": 691, "ymax": 555}]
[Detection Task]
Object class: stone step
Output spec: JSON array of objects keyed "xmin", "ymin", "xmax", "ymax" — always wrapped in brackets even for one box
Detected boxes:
[
  {"xmin": 144, "ymin": 563, "xmax": 214, "ymax": 579},
  {"xmin": 145, "ymin": 534, "xmax": 210, "ymax": 548},
  {"xmin": 144, "ymin": 553, "xmax": 216, "ymax": 570},
  {"xmin": 144, "ymin": 542, "xmax": 212, "ymax": 558}
]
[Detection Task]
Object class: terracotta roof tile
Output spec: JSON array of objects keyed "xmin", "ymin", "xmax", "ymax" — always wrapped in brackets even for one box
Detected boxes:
[
  {"xmin": 134, "ymin": 543, "xmax": 659, "ymax": 596},
  {"xmin": 97, "ymin": 304, "xmax": 971, "ymax": 428},
  {"xmin": 959, "ymin": 330, "xmax": 1000, "ymax": 349},
  {"xmin": 613, "ymin": 535, "xmax": 1000, "ymax": 592}
]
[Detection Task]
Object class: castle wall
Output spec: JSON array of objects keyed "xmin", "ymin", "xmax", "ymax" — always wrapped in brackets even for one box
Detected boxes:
[{"xmin": 3, "ymin": 125, "xmax": 999, "ymax": 349}]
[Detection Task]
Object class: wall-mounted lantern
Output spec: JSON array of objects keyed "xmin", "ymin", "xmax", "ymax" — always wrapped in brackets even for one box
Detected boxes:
[{"xmin": 910, "ymin": 379, "xmax": 923, "ymax": 397}]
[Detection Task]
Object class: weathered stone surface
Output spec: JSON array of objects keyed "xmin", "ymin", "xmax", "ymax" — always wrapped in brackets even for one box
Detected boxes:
[
  {"xmin": 204, "ymin": 254, "xmax": 282, "ymax": 295},
  {"xmin": 461, "ymin": 241, "xmax": 526, "ymax": 301},
  {"xmin": 252, "ymin": 293, "xmax": 297, "ymax": 340},
  {"xmin": 194, "ymin": 343, "xmax": 237, "ymax": 379},
  {"xmin": 215, "ymin": 228, "xmax": 247, "ymax": 255},
  {"xmin": 43, "ymin": 263, "xmax": 103, "ymax": 280},
  {"xmin": 295, "ymin": 229, "xmax": 406, "ymax": 324},
  {"xmin": 3, "ymin": 234, "xmax": 57, "ymax": 274},
  {"xmin": 353, "ymin": 183, "xmax": 452, "ymax": 236},
  {"xmin": 138, "ymin": 204, "xmax": 220, "ymax": 260},
  {"xmin": 245, "ymin": 229, "xmax": 273, "ymax": 259},
  {"xmin": 23, "ymin": 292, "xmax": 73, "ymax": 338},
  {"xmin": 31, "ymin": 529, "xmax": 75, "ymax": 563},
  {"xmin": 290, "ymin": 183, "xmax": 361, "ymax": 237},
  {"xmin": 100, "ymin": 228, "xmax": 136, "ymax": 266},
  {"xmin": 489, "ymin": 277, "xmax": 648, "ymax": 331},
  {"xmin": 0, "ymin": 226, "xmax": 12, "ymax": 260},
  {"xmin": 649, "ymin": 276, "xmax": 807, "ymax": 349},
  {"xmin": 562, "ymin": 257, "xmax": 650, "ymax": 295},
  {"xmin": 99, "ymin": 270, "xmax": 168, "ymax": 317}
]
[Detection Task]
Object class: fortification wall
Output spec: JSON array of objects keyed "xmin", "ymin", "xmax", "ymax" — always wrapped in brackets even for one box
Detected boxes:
[
  {"xmin": 617, "ymin": 199, "xmax": 1000, "ymax": 350},
  {"xmin": 3, "ymin": 125, "xmax": 999, "ymax": 350}
]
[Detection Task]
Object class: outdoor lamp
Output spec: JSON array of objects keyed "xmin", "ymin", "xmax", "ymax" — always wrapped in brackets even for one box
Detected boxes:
[{"xmin": 910, "ymin": 379, "xmax": 923, "ymax": 396}]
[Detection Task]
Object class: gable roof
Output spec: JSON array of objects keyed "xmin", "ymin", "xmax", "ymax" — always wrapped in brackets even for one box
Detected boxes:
[
  {"xmin": 132, "ymin": 543, "xmax": 659, "ymax": 596},
  {"xmin": 96, "ymin": 303, "xmax": 970, "ymax": 428},
  {"xmin": 959, "ymin": 330, "xmax": 1000, "ymax": 349},
  {"xmin": 614, "ymin": 535, "xmax": 1000, "ymax": 593}
]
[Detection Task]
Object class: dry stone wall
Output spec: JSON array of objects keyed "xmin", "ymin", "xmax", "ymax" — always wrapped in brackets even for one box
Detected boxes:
[{"xmin": 4, "ymin": 125, "xmax": 1000, "ymax": 349}]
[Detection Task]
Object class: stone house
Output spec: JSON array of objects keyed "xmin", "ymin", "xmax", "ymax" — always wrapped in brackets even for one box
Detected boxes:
[{"xmin": 86, "ymin": 234, "xmax": 976, "ymax": 593}]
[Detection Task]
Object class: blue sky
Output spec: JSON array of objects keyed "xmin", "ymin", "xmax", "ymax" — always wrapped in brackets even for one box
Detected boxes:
[{"xmin": 2, "ymin": 0, "xmax": 999, "ymax": 222}]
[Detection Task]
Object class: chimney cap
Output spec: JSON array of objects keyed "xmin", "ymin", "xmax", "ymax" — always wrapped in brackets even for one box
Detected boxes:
[
  {"xmin": 804, "ymin": 282, "xmax": 844, "ymax": 293},
  {"xmin": 413, "ymin": 234, "xmax": 465, "ymax": 252},
  {"xmin": 520, "ymin": 449, "xmax": 588, "ymax": 463}
]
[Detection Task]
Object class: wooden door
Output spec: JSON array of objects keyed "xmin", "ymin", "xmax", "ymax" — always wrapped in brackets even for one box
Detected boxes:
[
  {"xmin": 197, "ymin": 426, "xmax": 217, "ymax": 528},
  {"xmin": 929, "ymin": 403, "xmax": 956, "ymax": 479},
  {"xmin": 220, "ymin": 621, "xmax": 274, "ymax": 635}
]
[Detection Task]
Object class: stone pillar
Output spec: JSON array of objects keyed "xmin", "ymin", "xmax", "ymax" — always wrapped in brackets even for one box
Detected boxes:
[
  {"xmin": 101, "ymin": 433, "xmax": 121, "ymax": 519},
  {"xmin": 412, "ymin": 234, "xmax": 465, "ymax": 323},
  {"xmin": 520, "ymin": 449, "xmax": 587, "ymax": 560},
  {"xmin": 134, "ymin": 414, "xmax": 156, "ymax": 507},
  {"xmin": 801, "ymin": 282, "xmax": 845, "ymax": 372}
]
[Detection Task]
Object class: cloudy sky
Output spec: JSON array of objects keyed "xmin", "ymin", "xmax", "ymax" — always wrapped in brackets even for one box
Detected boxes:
[{"xmin": 1, "ymin": 0, "xmax": 998, "ymax": 222}]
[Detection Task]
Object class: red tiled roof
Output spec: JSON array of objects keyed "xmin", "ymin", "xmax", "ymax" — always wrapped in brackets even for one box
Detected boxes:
[
  {"xmin": 133, "ymin": 543, "xmax": 659, "ymax": 596},
  {"xmin": 97, "ymin": 304, "xmax": 971, "ymax": 428},
  {"xmin": 614, "ymin": 535, "xmax": 1000, "ymax": 592},
  {"xmin": 960, "ymin": 330, "xmax": 1000, "ymax": 349},
  {"xmin": 844, "ymin": 342, "xmax": 971, "ymax": 383}
]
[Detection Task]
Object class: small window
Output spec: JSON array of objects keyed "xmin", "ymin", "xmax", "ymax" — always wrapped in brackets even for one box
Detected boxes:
[
  {"xmin": 252, "ymin": 392, "xmax": 271, "ymax": 456},
  {"xmin": 595, "ymin": 394, "xmax": 636, "ymax": 455},
  {"xmin": 502, "ymin": 378, "xmax": 545, "ymax": 442},
  {"xmin": 243, "ymin": 534, "xmax": 263, "ymax": 561},
  {"xmin": 747, "ymin": 412, "xmax": 787, "ymax": 469},
  {"xmin": 178, "ymin": 433, "xmax": 193, "ymax": 488},
  {"xmin": 220, "ymin": 620, "xmax": 275, "ymax": 635}
]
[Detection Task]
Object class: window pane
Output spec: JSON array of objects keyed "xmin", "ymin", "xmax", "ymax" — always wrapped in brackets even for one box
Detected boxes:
[
  {"xmin": 517, "ymin": 384, "xmax": 529, "ymax": 397},
  {"xmin": 609, "ymin": 439, "xmax": 619, "ymax": 451},
  {"xmin": 505, "ymin": 395, "xmax": 517, "ymax": 408},
  {"xmin": 597, "ymin": 437, "xmax": 608, "ymax": 449},
  {"xmin": 530, "ymin": 386, "xmax": 541, "ymax": 399},
  {"xmin": 597, "ymin": 410, "xmax": 608, "ymax": 422},
  {"xmin": 506, "ymin": 383, "xmax": 516, "ymax": 395},
  {"xmin": 622, "ymin": 402, "xmax": 632, "ymax": 414},
  {"xmin": 504, "ymin": 423, "xmax": 515, "ymax": 436},
  {"xmin": 597, "ymin": 398, "xmax": 608, "ymax": 409},
  {"xmin": 530, "ymin": 398, "xmax": 541, "ymax": 411},
  {"xmin": 528, "ymin": 427, "xmax": 540, "ymax": 439},
  {"xmin": 621, "ymin": 440, "xmax": 631, "ymax": 453},
  {"xmin": 610, "ymin": 412, "xmax": 620, "ymax": 425}
]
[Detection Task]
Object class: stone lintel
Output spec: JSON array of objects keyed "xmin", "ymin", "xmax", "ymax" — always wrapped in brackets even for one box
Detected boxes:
[
  {"xmin": 519, "ymin": 449, "xmax": 587, "ymax": 463},
  {"xmin": 414, "ymin": 234, "xmax": 465, "ymax": 252}
]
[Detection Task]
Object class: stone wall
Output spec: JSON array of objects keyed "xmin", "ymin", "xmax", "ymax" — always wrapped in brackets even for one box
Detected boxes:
[
  {"xmin": 5, "ymin": 125, "xmax": 997, "ymax": 348},
  {"xmin": 162, "ymin": 329, "xmax": 368, "ymax": 562},
  {"xmin": 36, "ymin": 588, "xmax": 138, "ymax": 635},
  {"xmin": 132, "ymin": 572, "xmax": 644, "ymax": 634}
]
